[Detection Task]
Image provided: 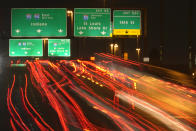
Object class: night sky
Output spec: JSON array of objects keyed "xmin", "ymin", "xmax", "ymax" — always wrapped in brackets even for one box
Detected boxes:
[{"xmin": 0, "ymin": 0, "xmax": 195, "ymax": 65}]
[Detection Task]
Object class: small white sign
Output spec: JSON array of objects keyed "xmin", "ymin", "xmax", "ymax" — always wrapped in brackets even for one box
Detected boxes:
[{"xmin": 143, "ymin": 57, "xmax": 150, "ymax": 62}]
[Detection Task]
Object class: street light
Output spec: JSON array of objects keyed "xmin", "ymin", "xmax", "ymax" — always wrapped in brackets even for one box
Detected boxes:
[
  {"xmin": 67, "ymin": 10, "xmax": 73, "ymax": 16},
  {"xmin": 114, "ymin": 44, "xmax": 118, "ymax": 56},
  {"xmin": 110, "ymin": 43, "xmax": 118, "ymax": 55},
  {"xmin": 110, "ymin": 44, "xmax": 114, "ymax": 55},
  {"xmin": 136, "ymin": 48, "xmax": 141, "ymax": 61}
]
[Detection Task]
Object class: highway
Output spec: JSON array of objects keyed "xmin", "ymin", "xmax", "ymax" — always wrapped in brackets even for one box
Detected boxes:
[{"xmin": 5, "ymin": 54, "xmax": 196, "ymax": 131}]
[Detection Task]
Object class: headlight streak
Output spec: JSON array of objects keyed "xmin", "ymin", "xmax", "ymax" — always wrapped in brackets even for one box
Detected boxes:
[
  {"xmin": 20, "ymin": 88, "xmax": 48, "ymax": 131},
  {"xmin": 116, "ymin": 91, "xmax": 193, "ymax": 131},
  {"xmin": 9, "ymin": 57, "xmax": 196, "ymax": 130},
  {"xmin": 68, "ymin": 58, "xmax": 196, "ymax": 129},
  {"xmin": 32, "ymin": 59, "xmax": 156, "ymax": 130},
  {"xmin": 23, "ymin": 74, "xmax": 54, "ymax": 131},
  {"xmin": 61, "ymin": 61, "xmax": 161, "ymax": 130},
  {"xmin": 27, "ymin": 60, "xmax": 97, "ymax": 131},
  {"xmin": 94, "ymin": 53, "xmax": 196, "ymax": 127},
  {"xmin": 29, "ymin": 61, "xmax": 70, "ymax": 131},
  {"xmin": 7, "ymin": 71, "xmax": 55, "ymax": 130},
  {"xmin": 7, "ymin": 74, "xmax": 30, "ymax": 131},
  {"xmin": 10, "ymin": 118, "xmax": 17, "ymax": 131}
]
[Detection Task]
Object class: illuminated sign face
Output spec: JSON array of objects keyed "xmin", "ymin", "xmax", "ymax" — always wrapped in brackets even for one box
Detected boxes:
[
  {"xmin": 74, "ymin": 8, "xmax": 111, "ymax": 37},
  {"xmin": 48, "ymin": 39, "xmax": 70, "ymax": 57},
  {"xmin": 113, "ymin": 10, "xmax": 141, "ymax": 35},
  {"xmin": 11, "ymin": 8, "xmax": 67, "ymax": 37},
  {"xmin": 9, "ymin": 39, "xmax": 43, "ymax": 57}
]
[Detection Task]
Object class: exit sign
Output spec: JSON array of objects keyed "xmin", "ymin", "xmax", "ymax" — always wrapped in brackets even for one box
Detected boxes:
[
  {"xmin": 74, "ymin": 8, "xmax": 111, "ymax": 37},
  {"xmin": 113, "ymin": 10, "xmax": 141, "ymax": 35},
  {"xmin": 9, "ymin": 39, "xmax": 43, "ymax": 57},
  {"xmin": 11, "ymin": 8, "xmax": 67, "ymax": 37},
  {"xmin": 48, "ymin": 39, "xmax": 70, "ymax": 57}
]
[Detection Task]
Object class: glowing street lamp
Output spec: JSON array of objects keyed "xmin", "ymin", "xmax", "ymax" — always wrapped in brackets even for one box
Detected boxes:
[
  {"xmin": 110, "ymin": 44, "xmax": 114, "ymax": 55},
  {"xmin": 136, "ymin": 48, "xmax": 141, "ymax": 61},
  {"xmin": 67, "ymin": 10, "xmax": 73, "ymax": 15},
  {"xmin": 114, "ymin": 44, "xmax": 118, "ymax": 56},
  {"xmin": 114, "ymin": 44, "xmax": 118, "ymax": 48},
  {"xmin": 110, "ymin": 43, "xmax": 118, "ymax": 55}
]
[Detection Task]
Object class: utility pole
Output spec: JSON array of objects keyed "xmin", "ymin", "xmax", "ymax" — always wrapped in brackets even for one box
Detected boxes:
[
  {"xmin": 136, "ymin": 35, "xmax": 141, "ymax": 62},
  {"xmin": 188, "ymin": 0, "xmax": 193, "ymax": 74},
  {"xmin": 160, "ymin": 0, "xmax": 164, "ymax": 63}
]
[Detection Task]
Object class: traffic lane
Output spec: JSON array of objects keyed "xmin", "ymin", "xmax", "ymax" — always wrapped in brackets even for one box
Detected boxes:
[
  {"xmin": 57, "ymin": 62, "xmax": 145, "ymax": 130},
  {"xmin": 60, "ymin": 61, "xmax": 174, "ymax": 130},
  {"xmin": 116, "ymin": 91, "xmax": 194, "ymax": 131},
  {"xmin": 26, "ymin": 70, "xmax": 63, "ymax": 131},
  {"xmin": 54, "ymin": 61, "xmax": 168, "ymax": 130},
  {"xmin": 90, "ymin": 59, "xmax": 196, "ymax": 127},
  {"xmin": 69, "ymin": 60, "xmax": 196, "ymax": 130},
  {"xmin": 7, "ymin": 69, "xmax": 42, "ymax": 131},
  {"xmin": 7, "ymin": 65, "xmax": 65, "ymax": 131},
  {"xmin": 75, "ymin": 75, "xmax": 174, "ymax": 130},
  {"xmin": 29, "ymin": 61, "xmax": 123, "ymax": 130},
  {"xmin": 134, "ymin": 76, "xmax": 196, "ymax": 129},
  {"xmin": 10, "ymin": 60, "xmax": 194, "ymax": 131}
]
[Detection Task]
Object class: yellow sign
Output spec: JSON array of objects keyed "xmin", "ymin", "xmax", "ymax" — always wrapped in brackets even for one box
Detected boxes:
[{"xmin": 113, "ymin": 29, "xmax": 140, "ymax": 35}]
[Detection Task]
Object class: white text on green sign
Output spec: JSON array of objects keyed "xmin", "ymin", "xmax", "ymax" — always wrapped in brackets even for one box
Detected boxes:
[
  {"xmin": 12, "ymin": 8, "xmax": 67, "ymax": 37},
  {"xmin": 48, "ymin": 39, "xmax": 70, "ymax": 57},
  {"xmin": 113, "ymin": 10, "xmax": 141, "ymax": 35},
  {"xmin": 74, "ymin": 8, "xmax": 111, "ymax": 37},
  {"xmin": 9, "ymin": 39, "xmax": 43, "ymax": 57}
]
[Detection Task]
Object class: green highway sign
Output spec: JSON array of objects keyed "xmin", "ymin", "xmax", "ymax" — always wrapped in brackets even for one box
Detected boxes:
[
  {"xmin": 11, "ymin": 8, "xmax": 67, "ymax": 37},
  {"xmin": 48, "ymin": 39, "xmax": 70, "ymax": 57},
  {"xmin": 9, "ymin": 39, "xmax": 43, "ymax": 57},
  {"xmin": 74, "ymin": 8, "xmax": 111, "ymax": 37},
  {"xmin": 113, "ymin": 10, "xmax": 141, "ymax": 35}
]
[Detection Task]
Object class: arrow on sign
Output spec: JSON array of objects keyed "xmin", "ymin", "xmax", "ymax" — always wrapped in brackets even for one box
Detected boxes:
[
  {"xmin": 58, "ymin": 29, "xmax": 63, "ymax": 33},
  {"xmin": 78, "ymin": 31, "xmax": 84, "ymax": 35},
  {"xmin": 16, "ymin": 29, "xmax": 20, "ymax": 33},
  {"xmin": 37, "ymin": 29, "xmax": 42, "ymax": 33},
  {"xmin": 125, "ymin": 30, "xmax": 129, "ymax": 34},
  {"xmin": 101, "ymin": 31, "xmax": 106, "ymax": 35}
]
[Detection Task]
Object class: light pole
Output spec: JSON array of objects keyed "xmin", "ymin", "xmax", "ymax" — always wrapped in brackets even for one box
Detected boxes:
[
  {"xmin": 110, "ymin": 44, "xmax": 114, "ymax": 55},
  {"xmin": 43, "ymin": 38, "xmax": 48, "ymax": 58},
  {"xmin": 136, "ymin": 35, "xmax": 140, "ymax": 62},
  {"xmin": 67, "ymin": 10, "xmax": 73, "ymax": 36},
  {"xmin": 136, "ymin": 48, "xmax": 141, "ymax": 62},
  {"xmin": 114, "ymin": 44, "xmax": 118, "ymax": 56},
  {"xmin": 110, "ymin": 43, "xmax": 118, "ymax": 55}
]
